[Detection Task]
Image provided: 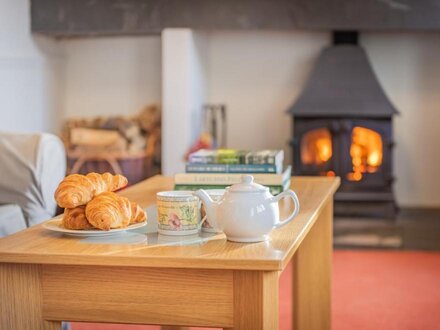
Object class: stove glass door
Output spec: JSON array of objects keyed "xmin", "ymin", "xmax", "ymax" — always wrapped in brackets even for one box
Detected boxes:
[
  {"xmin": 295, "ymin": 119, "xmax": 340, "ymax": 177},
  {"xmin": 341, "ymin": 119, "xmax": 392, "ymax": 190},
  {"xmin": 346, "ymin": 126, "xmax": 383, "ymax": 182}
]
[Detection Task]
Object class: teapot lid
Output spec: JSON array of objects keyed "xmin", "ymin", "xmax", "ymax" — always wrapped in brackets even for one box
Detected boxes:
[{"xmin": 228, "ymin": 175, "xmax": 268, "ymax": 193}]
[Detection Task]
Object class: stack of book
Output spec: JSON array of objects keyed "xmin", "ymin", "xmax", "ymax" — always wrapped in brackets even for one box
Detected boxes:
[{"xmin": 174, "ymin": 149, "xmax": 291, "ymax": 195}]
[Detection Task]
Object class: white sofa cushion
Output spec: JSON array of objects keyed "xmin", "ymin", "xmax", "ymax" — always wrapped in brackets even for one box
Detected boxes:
[
  {"xmin": 0, "ymin": 204, "xmax": 26, "ymax": 237},
  {"xmin": 0, "ymin": 132, "xmax": 66, "ymax": 227}
]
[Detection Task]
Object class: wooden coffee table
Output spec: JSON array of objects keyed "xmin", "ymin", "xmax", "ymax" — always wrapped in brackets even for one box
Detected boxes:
[{"xmin": 0, "ymin": 175, "xmax": 339, "ymax": 330}]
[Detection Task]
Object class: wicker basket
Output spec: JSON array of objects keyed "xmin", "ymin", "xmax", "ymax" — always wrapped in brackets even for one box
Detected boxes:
[{"xmin": 66, "ymin": 129, "xmax": 160, "ymax": 185}]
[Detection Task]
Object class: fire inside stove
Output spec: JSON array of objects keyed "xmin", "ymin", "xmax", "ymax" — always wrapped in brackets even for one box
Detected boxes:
[
  {"xmin": 300, "ymin": 128, "xmax": 332, "ymax": 166},
  {"xmin": 300, "ymin": 126, "xmax": 383, "ymax": 181},
  {"xmin": 347, "ymin": 127, "xmax": 382, "ymax": 181}
]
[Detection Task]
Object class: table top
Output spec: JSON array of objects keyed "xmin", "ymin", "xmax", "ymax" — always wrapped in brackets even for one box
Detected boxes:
[{"xmin": 0, "ymin": 175, "xmax": 339, "ymax": 271}]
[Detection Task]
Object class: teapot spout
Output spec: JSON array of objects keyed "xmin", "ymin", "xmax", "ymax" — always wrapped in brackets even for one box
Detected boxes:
[{"xmin": 193, "ymin": 189, "xmax": 220, "ymax": 230}]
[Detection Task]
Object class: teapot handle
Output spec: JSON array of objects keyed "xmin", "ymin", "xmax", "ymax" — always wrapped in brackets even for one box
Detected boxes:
[{"xmin": 272, "ymin": 190, "xmax": 300, "ymax": 228}]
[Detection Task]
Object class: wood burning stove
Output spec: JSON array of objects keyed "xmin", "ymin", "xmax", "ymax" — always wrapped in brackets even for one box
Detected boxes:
[{"xmin": 288, "ymin": 32, "xmax": 397, "ymax": 218}]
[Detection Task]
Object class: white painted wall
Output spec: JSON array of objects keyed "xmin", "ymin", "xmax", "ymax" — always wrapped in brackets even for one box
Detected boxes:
[
  {"xmin": 205, "ymin": 31, "xmax": 330, "ymax": 165},
  {"xmin": 363, "ymin": 33, "xmax": 440, "ymax": 207},
  {"xmin": 0, "ymin": 0, "xmax": 163, "ymax": 132},
  {"xmin": 162, "ymin": 29, "xmax": 208, "ymax": 175},
  {"xmin": 62, "ymin": 36, "xmax": 161, "ymax": 118},
  {"xmin": 0, "ymin": 0, "xmax": 64, "ymax": 133}
]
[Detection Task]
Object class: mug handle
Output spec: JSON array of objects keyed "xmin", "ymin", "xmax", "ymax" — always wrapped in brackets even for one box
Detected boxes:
[
  {"xmin": 197, "ymin": 200, "xmax": 208, "ymax": 230},
  {"xmin": 272, "ymin": 190, "xmax": 300, "ymax": 228}
]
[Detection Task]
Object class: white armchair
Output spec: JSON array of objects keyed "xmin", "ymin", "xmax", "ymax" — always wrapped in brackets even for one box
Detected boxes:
[{"xmin": 0, "ymin": 132, "xmax": 66, "ymax": 237}]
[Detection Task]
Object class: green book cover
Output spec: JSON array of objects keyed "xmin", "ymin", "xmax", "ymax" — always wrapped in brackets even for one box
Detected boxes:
[
  {"xmin": 174, "ymin": 180, "xmax": 290, "ymax": 196},
  {"xmin": 175, "ymin": 166, "xmax": 291, "ymax": 186},
  {"xmin": 188, "ymin": 149, "xmax": 284, "ymax": 166}
]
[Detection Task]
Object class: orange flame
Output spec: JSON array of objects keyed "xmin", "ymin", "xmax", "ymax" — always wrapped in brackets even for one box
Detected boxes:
[
  {"xmin": 301, "ymin": 129, "xmax": 332, "ymax": 165},
  {"xmin": 347, "ymin": 127, "xmax": 383, "ymax": 181}
]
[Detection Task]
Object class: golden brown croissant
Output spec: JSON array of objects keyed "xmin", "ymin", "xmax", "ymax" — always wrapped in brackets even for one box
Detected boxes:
[
  {"xmin": 62, "ymin": 206, "xmax": 94, "ymax": 230},
  {"xmin": 85, "ymin": 192, "xmax": 131, "ymax": 230},
  {"xmin": 54, "ymin": 172, "xmax": 128, "ymax": 208},
  {"xmin": 130, "ymin": 201, "xmax": 147, "ymax": 224}
]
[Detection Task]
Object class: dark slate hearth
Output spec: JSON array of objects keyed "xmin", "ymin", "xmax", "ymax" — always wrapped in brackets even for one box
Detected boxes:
[{"xmin": 334, "ymin": 208, "xmax": 440, "ymax": 251}]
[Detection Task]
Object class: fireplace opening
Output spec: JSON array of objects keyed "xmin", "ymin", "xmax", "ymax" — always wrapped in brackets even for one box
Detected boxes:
[
  {"xmin": 347, "ymin": 127, "xmax": 383, "ymax": 182},
  {"xmin": 299, "ymin": 125, "xmax": 384, "ymax": 182}
]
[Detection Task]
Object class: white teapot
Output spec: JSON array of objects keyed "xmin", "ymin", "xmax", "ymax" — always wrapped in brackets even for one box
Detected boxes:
[{"xmin": 193, "ymin": 175, "xmax": 300, "ymax": 243}]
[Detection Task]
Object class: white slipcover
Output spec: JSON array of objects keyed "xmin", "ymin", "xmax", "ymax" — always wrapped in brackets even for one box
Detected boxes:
[
  {"xmin": 0, "ymin": 204, "xmax": 26, "ymax": 237},
  {"xmin": 0, "ymin": 132, "xmax": 66, "ymax": 232}
]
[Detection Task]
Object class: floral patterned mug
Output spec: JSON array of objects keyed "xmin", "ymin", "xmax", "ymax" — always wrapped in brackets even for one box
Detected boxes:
[{"xmin": 156, "ymin": 191, "xmax": 204, "ymax": 235}]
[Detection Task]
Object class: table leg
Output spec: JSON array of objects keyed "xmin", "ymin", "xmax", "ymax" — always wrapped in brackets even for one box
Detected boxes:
[
  {"xmin": 0, "ymin": 263, "xmax": 62, "ymax": 330},
  {"xmin": 293, "ymin": 198, "xmax": 333, "ymax": 330},
  {"xmin": 225, "ymin": 270, "xmax": 279, "ymax": 330}
]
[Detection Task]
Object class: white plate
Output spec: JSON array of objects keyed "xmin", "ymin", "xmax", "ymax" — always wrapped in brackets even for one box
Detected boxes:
[{"xmin": 43, "ymin": 218, "xmax": 147, "ymax": 237}]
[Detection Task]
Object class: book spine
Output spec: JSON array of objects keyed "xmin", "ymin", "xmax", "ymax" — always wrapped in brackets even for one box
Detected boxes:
[
  {"xmin": 186, "ymin": 164, "xmax": 227, "ymax": 173},
  {"xmin": 174, "ymin": 184, "xmax": 229, "ymax": 190},
  {"xmin": 188, "ymin": 155, "xmax": 217, "ymax": 164},
  {"xmin": 175, "ymin": 172, "xmax": 286, "ymax": 186},
  {"xmin": 227, "ymin": 164, "xmax": 278, "ymax": 173},
  {"xmin": 174, "ymin": 184, "xmax": 286, "ymax": 195},
  {"xmin": 186, "ymin": 163, "xmax": 278, "ymax": 173},
  {"xmin": 245, "ymin": 150, "xmax": 284, "ymax": 165},
  {"xmin": 216, "ymin": 157, "xmax": 241, "ymax": 165},
  {"xmin": 189, "ymin": 150, "xmax": 284, "ymax": 166},
  {"xmin": 190, "ymin": 157, "xmax": 242, "ymax": 165}
]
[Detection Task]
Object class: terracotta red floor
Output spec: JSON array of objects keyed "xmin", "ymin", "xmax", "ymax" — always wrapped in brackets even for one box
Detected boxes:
[{"xmin": 72, "ymin": 250, "xmax": 440, "ymax": 330}]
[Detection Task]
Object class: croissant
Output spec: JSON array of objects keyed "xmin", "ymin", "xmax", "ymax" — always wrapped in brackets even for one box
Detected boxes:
[
  {"xmin": 55, "ymin": 172, "xmax": 128, "ymax": 208},
  {"xmin": 62, "ymin": 206, "xmax": 94, "ymax": 230},
  {"xmin": 130, "ymin": 201, "xmax": 147, "ymax": 224},
  {"xmin": 85, "ymin": 192, "xmax": 146, "ymax": 230}
]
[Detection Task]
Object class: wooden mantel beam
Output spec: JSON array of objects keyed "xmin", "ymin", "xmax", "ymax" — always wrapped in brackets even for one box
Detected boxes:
[{"xmin": 31, "ymin": 0, "xmax": 440, "ymax": 37}]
